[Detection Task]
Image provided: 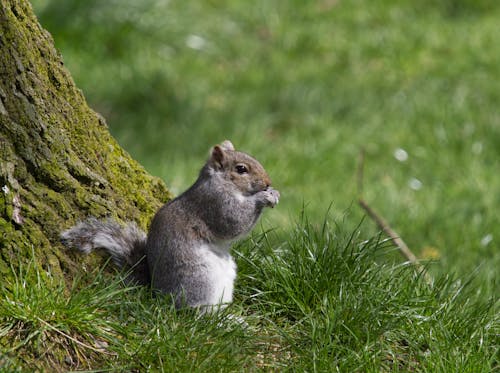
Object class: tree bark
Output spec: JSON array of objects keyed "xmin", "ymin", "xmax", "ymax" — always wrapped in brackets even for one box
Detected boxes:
[{"xmin": 0, "ymin": 0, "xmax": 172, "ymax": 280}]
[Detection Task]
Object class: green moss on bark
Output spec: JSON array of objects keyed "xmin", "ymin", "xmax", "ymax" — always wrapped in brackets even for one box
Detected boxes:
[{"xmin": 0, "ymin": 0, "xmax": 172, "ymax": 281}]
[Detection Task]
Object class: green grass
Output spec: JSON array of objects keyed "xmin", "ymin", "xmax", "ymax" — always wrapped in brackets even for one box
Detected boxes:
[
  {"xmin": 1, "ymin": 0, "xmax": 498, "ymax": 370},
  {"xmin": 1, "ymin": 219, "xmax": 497, "ymax": 371},
  {"xmin": 31, "ymin": 0, "xmax": 499, "ymax": 277}
]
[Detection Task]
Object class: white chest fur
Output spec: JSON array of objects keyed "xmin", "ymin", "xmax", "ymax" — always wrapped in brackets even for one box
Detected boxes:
[{"xmin": 198, "ymin": 243, "xmax": 237, "ymax": 305}]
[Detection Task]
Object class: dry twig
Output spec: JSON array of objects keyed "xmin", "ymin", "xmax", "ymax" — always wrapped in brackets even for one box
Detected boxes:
[{"xmin": 357, "ymin": 149, "xmax": 431, "ymax": 283}]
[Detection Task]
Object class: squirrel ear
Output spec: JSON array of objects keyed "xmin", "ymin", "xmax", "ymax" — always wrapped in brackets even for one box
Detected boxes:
[
  {"xmin": 220, "ymin": 140, "xmax": 235, "ymax": 151},
  {"xmin": 211, "ymin": 145, "xmax": 226, "ymax": 170}
]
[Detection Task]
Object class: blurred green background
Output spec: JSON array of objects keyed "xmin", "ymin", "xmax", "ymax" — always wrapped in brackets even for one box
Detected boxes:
[{"xmin": 32, "ymin": 0, "xmax": 498, "ymax": 284}]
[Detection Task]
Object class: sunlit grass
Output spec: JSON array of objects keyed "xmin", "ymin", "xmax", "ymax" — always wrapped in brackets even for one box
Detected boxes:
[
  {"xmin": 32, "ymin": 0, "xmax": 499, "ymax": 280},
  {"xmin": 1, "ymin": 218, "xmax": 497, "ymax": 371}
]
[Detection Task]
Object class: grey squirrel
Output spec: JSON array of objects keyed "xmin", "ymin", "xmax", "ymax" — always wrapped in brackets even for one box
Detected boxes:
[{"xmin": 61, "ymin": 140, "xmax": 280, "ymax": 310}]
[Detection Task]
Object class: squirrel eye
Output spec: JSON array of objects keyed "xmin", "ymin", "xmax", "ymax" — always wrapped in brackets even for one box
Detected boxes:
[{"xmin": 235, "ymin": 164, "xmax": 248, "ymax": 174}]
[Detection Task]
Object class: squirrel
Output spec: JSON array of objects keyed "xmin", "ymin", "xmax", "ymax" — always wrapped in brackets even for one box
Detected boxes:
[{"xmin": 61, "ymin": 140, "xmax": 280, "ymax": 311}]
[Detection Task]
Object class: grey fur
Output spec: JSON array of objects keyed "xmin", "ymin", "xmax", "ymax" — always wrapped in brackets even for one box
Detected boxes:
[
  {"xmin": 61, "ymin": 141, "xmax": 279, "ymax": 309},
  {"xmin": 61, "ymin": 217, "xmax": 149, "ymax": 285}
]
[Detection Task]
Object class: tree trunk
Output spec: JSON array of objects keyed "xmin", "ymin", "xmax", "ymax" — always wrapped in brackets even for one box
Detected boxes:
[{"xmin": 0, "ymin": 0, "xmax": 172, "ymax": 280}]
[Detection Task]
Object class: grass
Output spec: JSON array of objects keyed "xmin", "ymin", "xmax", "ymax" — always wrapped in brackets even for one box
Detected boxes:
[
  {"xmin": 1, "ymin": 219, "xmax": 497, "ymax": 371},
  {"xmin": 31, "ymin": 0, "xmax": 500, "ymax": 277},
  {"xmin": 1, "ymin": 0, "xmax": 498, "ymax": 370}
]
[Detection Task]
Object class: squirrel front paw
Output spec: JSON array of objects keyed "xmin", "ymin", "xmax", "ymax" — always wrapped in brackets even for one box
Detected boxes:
[{"xmin": 260, "ymin": 187, "xmax": 280, "ymax": 208}]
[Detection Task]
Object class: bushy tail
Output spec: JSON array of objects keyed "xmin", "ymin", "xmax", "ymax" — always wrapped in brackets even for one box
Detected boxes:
[{"xmin": 61, "ymin": 217, "xmax": 150, "ymax": 285}]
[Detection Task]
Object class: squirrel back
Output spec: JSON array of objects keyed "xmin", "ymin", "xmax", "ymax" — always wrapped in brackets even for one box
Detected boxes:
[{"xmin": 62, "ymin": 140, "xmax": 280, "ymax": 310}]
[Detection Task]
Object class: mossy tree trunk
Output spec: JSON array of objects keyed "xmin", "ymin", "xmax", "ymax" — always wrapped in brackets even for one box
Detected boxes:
[{"xmin": 0, "ymin": 0, "xmax": 172, "ymax": 280}]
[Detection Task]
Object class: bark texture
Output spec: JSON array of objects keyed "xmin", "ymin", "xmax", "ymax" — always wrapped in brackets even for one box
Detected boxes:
[{"xmin": 0, "ymin": 0, "xmax": 172, "ymax": 279}]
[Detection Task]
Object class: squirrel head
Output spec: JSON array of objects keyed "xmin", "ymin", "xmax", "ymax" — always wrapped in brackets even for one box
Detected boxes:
[{"xmin": 206, "ymin": 140, "xmax": 272, "ymax": 195}]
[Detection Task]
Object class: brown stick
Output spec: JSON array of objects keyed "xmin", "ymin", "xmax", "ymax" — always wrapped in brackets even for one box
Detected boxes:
[
  {"xmin": 359, "ymin": 199, "xmax": 418, "ymax": 264},
  {"xmin": 357, "ymin": 150, "xmax": 431, "ymax": 282}
]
